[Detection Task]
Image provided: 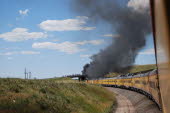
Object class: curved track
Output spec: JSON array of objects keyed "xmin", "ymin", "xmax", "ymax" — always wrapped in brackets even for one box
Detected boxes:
[{"xmin": 106, "ymin": 87, "xmax": 162, "ymax": 113}]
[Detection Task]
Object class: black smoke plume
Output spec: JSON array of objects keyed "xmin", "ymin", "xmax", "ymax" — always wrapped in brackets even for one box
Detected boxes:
[{"xmin": 72, "ymin": 0, "xmax": 152, "ymax": 79}]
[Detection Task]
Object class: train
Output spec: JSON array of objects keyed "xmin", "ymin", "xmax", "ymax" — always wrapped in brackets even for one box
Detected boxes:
[
  {"xmin": 86, "ymin": 0, "xmax": 170, "ymax": 112},
  {"xmin": 86, "ymin": 69, "xmax": 162, "ymax": 109}
]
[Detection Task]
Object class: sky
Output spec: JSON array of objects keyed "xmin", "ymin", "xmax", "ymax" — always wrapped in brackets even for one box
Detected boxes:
[{"xmin": 0, "ymin": 0, "xmax": 156, "ymax": 79}]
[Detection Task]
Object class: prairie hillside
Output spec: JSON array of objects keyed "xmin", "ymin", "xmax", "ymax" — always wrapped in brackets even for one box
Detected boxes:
[
  {"xmin": 106, "ymin": 64, "xmax": 157, "ymax": 77},
  {"xmin": 0, "ymin": 78, "xmax": 116, "ymax": 113}
]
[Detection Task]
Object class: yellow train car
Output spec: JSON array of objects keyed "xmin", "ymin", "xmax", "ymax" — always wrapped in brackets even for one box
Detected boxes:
[
  {"xmin": 141, "ymin": 75, "xmax": 150, "ymax": 94},
  {"xmin": 98, "ymin": 79, "xmax": 103, "ymax": 85},
  {"xmin": 131, "ymin": 73, "xmax": 150, "ymax": 94},
  {"xmin": 132, "ymin": 76, "xmax": 143, "ymax": 91},
  {"xmin": 108, "ymin": 79, "xmax": 115, "ymax": 86},
  {"xmin": 116, "ymin": 78, "xmax": 123, "ymax": 87},
  {"xmin": 123, "ymin": 78, "xmax": 132, "ymax": 88},
  {"xmin": 148, "ymin": 72, "xmax": 161, "ymax": 107},
  {"xmin": 106, "ymin": 79, "xmax": 112, "ymax": 85},
  {"xmin": 86, "ymin": 69, "xmax": 161, "ymax": 109},
  {"xmin": 102, "ymin": 79, "xmax": 108, "ymax": 85}
]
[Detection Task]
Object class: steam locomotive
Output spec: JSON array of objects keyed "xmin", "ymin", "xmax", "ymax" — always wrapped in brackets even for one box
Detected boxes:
[{"xmin": 86, "ymin": 69, "xmax": 162, "ymax": 109}]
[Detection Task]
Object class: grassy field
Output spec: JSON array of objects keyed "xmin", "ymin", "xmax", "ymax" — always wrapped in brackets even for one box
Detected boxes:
[
  {"xmin": 128, "ymin": 64, "xmax": 156, "ymax": 73},
  {"xmin": 0, "ymin": 78, "xmax": 116, "ymax": 113},
  {"xmin": 106, "ymin": 64, "xmax": 157, "ymax": 77}
]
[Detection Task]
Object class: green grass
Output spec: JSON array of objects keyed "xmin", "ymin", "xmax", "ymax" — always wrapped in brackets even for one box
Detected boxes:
[
  {"xmin": 128, "ymin": 64, "xmax": 156, "ymax": 73},
  {"xmin": 0, "ymin": 78, "xmax": 116, "ymax": 113},
  {"xmin": 106, "ymin": 64, "xmax": 157, "ymax": 77}
]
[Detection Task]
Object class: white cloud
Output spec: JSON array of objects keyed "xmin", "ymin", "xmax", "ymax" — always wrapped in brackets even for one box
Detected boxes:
[
  {"xmin": 0, "ymin": 28, "xmax": 47, "ymax": 42},
  {"xmin": 0, "ymin": 51, "xmax": 40, "ymax": 55},
  {"xmin": 75, "ymin": 40, "xmax": 104, "ymax": 45},
  {"xmin": 139, "ymin": 48, "xmax": 155, "ymax": 55},
  {"xmin": 20, "ymin": 51, "xmax": 40, "ymax": 55},
  {"xmin": 8, "ymin": 24, "xmax": 14, "ymax": 27},
  {"xmin": 0, "ymin": 52, "xmax": 17, "ymax": 55},
  {"xmin": 32, "ymin": 42, "xmax": 85, "ymax": 54},
  {"xmin": 39, "ymin": 16, "xmax": 96, "ymax": 31},
  {"xmin": 127, "ymin": 0, "xmax": 149, "ymax": 13},
  {"xmin": 19, "ymin": 9, "xmax": 29, "ymax": 15},
  {"xmin": 7, "ymin": 57, "xmax": 13, "ymax": 60},
  {"xmin": 80, "ymin": 54, "xmax": 91, "ymax": 58},
  {"xmin": 102, "ymin": 34, "xmax": 120, "ymax": 38},
  {"xmin": 32, "ymin": 40, "xmax": 104, "ymax": 54},
  {"xmin": 53, "ymin": 39, "xmax": 59, "ymax": 42}
]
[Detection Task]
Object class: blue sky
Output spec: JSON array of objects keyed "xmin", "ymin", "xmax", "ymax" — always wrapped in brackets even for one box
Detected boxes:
[{"xmin": 0, "ymin": 0, "xmax": 156, "ymax": 79}]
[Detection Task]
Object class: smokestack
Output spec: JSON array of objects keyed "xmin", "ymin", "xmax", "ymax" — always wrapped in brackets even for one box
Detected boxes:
[{"xmin": 72, "ymin": 0, "xmax": 152, "ymax": 78}]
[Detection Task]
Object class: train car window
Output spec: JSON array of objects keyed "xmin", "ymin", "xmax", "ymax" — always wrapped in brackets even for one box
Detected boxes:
[
  {"xmin": 135, "ymin": 80, "xmax": 140, "ymax": 84},
  {"xmin": 126, "ymin": 80, "xmax": 131, "ymax": 83},
  {"xmin": 142, "ymin": 81, "xmax": 147, "ymax": 85},
  {"xmin": 149, "ymin": 81, "xmax": 156, "ymax": 89},
  {"xmin": 165, "ymin": 0, "xmax": 170, "ymax": 28}
]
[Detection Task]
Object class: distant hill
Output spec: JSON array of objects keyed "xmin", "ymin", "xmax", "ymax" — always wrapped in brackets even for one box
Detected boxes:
[
  {"xmin": 105, "ymin": 64, "xmax": 157, "ymax": 77},
  {"xmin": 129, "ymin": 64, "xmax": 156, "ymax": 73}
]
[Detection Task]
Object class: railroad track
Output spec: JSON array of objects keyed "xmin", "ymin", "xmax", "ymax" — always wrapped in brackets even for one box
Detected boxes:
[{"xmin": 106, "ymin": 87, "xmax": 162, "ymax": 113}]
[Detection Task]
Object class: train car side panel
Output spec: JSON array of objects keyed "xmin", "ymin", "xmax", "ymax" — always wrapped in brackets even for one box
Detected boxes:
[{"xmin": 152, "ymin": 0, "xmax": 170, "ymax": 112}]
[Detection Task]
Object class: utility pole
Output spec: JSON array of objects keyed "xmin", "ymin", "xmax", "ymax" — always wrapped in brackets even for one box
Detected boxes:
[
  {"xmin": 24, "ymin": 68, "xmax": 32, "ymax": 79},
  {"xmin": 25, "ymin": 68, "xmax": 27, "ymax": 79},
  {"xmin": 27, "ymin": 72, "xmax": 29, "ymax": 79},
  {"xmin": 29, "ymin": 72, "xmax": 31, "ymax": 79}
]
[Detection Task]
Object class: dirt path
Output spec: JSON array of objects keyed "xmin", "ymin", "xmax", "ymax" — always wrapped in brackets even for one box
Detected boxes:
[{"xmin": 106, "ymin": 87, "xmax": 162, "ymax": 113}]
